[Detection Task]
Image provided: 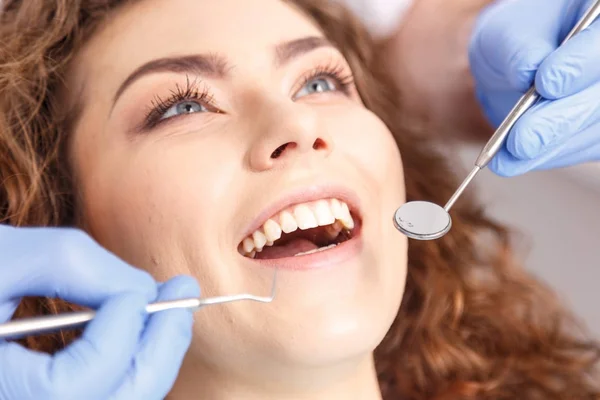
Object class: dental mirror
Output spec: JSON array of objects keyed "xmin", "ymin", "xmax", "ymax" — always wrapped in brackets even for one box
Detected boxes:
[
  {"xmin": 393, "ymin": 165, "xmax": 477, "ymax": 241},
  {"xmin": 393, "ymin": 200, "xmax": 451, "ymax": 240}
]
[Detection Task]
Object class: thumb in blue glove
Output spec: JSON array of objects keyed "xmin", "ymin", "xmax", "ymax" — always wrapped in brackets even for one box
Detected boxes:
[
  {"xmin": 469, "ymin": 0, "xmax": 600, "ymax": 176},
  {"xmin": 0, "ymin": 224, "xmax": 200, "ymax": 400}
]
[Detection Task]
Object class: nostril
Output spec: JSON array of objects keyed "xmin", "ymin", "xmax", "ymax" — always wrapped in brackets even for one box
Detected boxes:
[
  {"xmin": 312, "ymin": 138, "xmax": 327, "ymax": 150},
  {"xmin": 271, "ymin": 142, "xmax": 294, "ymax": 158},
  {"xmin": 269, "ymin": 138, "xmax": 327, "ymax": 159}
]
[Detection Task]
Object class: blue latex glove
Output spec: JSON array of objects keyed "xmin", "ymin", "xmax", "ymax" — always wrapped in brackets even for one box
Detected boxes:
[
  {"xmin": 0, "ymin": 224, "xmax": 200, "ymax": 400},
  {"xmin": 469, "ymin": 0, "xmax": 600, "ymax": 176}
]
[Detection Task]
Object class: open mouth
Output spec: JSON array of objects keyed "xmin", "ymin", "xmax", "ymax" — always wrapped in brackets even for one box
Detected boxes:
[{"xmin": 238, "ymin": 198, "xmax": 360, "ymax": 260}]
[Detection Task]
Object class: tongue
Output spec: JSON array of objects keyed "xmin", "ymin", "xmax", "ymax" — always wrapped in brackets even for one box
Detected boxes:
[{"xmin": 255, "ymin": 238, "xmax": 319, "ymax": 260}]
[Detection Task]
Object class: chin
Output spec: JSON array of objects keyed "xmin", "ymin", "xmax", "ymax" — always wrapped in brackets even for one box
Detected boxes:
[
  {"xmin": 187, "ymin": 248, "xmax": 404, "ymax": 377},
  {"xmin": 278, "ymin": 302, "xmax": 399, "ymax": 369},
  {"xmin": 239, "ymin": 250, "xmax": 405, "ymax": 370}
]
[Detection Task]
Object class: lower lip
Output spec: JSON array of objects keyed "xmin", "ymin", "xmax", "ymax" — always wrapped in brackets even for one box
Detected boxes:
[{"xmin": 243, "ymin": 221, "xmax": 363, "ymax": 271}]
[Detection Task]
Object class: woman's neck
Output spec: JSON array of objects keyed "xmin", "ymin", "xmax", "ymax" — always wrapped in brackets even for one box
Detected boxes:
[{"xmin": 169, "ymin": 353, "xmax": 383, "ymax": 400}]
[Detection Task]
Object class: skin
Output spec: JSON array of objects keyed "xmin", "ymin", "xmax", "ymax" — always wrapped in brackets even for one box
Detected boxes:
[{"xmin": 67, "ymin": 0, "xmax": 407, "ymax": 398}]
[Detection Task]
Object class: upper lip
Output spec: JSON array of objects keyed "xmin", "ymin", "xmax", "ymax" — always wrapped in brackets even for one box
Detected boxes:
[{"xmin": 239, "ymin": 184, "xmax": 363, "ymax": 242}]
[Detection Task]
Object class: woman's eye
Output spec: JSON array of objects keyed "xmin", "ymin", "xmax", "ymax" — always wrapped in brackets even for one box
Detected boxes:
[
  {"xmin": 295, "ymin": 77, "xmax": 337, "ymax": 99},
  {"xmin": 161, "ymin": 101, "xmax": 208, "ymax": 121}
]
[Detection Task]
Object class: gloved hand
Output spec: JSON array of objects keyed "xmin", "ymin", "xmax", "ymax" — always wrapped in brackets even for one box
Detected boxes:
[
  {"xmin": 469, "ymin": 0, "xmax": 600, "ymax": 176},
  {"xmin": 0, "ymin": 224, "xmax": 200, "ymax": 400}
]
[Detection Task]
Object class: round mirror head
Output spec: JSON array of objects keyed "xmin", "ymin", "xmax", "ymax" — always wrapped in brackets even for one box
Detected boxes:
[{"xmin": 393, "ymin": 201, "xmax": 451, "ymax": 240}]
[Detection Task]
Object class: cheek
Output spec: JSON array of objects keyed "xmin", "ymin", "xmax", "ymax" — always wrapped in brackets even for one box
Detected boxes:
[
  {"xmin": 76, "ymin": 135, "xmax": 238, "ymax": 277},
  {"xmin": 333, "ymin": 108, "xmax": 405, "ymax": 199},
  {"xmin": 330, "ymin": 107, "xmax": 408, "ymax": 321}
]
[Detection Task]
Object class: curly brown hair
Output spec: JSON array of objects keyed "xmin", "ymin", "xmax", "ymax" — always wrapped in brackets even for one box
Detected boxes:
[{"xmin": 1, "ymin": 0, "xmax": 599, "ymax": 399}]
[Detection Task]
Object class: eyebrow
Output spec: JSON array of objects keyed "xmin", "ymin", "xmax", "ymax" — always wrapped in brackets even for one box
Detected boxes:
[
  {"xmin": 112, "ymin": 36, "xmax": 334, "ymax": 108},
  {"xmin": 274, "ymin": 36, "xmax": 331, "ymax": 67}
]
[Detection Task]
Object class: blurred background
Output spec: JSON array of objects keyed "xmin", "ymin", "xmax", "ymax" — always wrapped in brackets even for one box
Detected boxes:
[{"xmin": 457, "ymin": 144, "xmax": 600, "ymax": 336}]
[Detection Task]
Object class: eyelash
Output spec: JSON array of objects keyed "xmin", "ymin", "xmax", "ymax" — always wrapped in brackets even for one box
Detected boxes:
[
  {"xmin": 141, "ymin": 62, "xmax": 355, "ymax": 130},
  {"xmin": 143, "ymin": 77, "xmax": 215, "ymax": 130},
  {"xmin": 295, "ymin": 62, "xmax": 355, "ymax": 97}
]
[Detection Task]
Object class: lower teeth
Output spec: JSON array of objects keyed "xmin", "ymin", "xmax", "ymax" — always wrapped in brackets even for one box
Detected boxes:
[{"xmin": 293, "ymin": 243, "xmax": 337, "ymax": 257}]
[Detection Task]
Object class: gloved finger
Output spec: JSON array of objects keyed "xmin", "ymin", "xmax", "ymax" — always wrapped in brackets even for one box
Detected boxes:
[
  {"xmin": 537, "ymin": 132, "xmax": 600, "ymax": 170},
  {"xmin": 0, "ymin": 298, "xmax": 19, "ymax": 325},
  {"xmin": 536, "ymin": 17, "xmax": 600, "ymax": 99},
  {"xmin": 0, "ymin": 293, "xmax": 148, "ymax": 400},
  {"xmin": 113, "ymin": 275, "xmax": 199, "ymax": 400},
  {"xmin": 0, "ymin": 226, "xmax": 157, "ymax": 306},
  {"xmin": 469, "ymin": 0, "xmax": 572, "ymax": 92},
  {"xmin": 490, "ymin": 123, "xmax": 600, "ymax": 176},
  {"xmin": 475, "ymin": 86, "xmax": 523, "ymax": 128},
  {"xmin": 506, "ymin": 80, "xmax": 600, "ymax": 160},
  {"xmin": 578, "ymin": 0, "xmax": 600, "ymax": 19}
]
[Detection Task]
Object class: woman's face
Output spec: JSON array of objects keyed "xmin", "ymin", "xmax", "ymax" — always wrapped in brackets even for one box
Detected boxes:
[{"xmin": 69, "ymin": 0, "xmax": 407, "ymax": 376}]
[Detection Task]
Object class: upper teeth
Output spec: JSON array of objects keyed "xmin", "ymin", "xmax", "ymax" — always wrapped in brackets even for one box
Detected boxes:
[{"xmin": 240, "ymin": 198, "xmax": 355, "ymax": 256}]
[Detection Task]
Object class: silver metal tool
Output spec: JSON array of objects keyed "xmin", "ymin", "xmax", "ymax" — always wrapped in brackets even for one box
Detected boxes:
[
  {"xmin": 0, "ymin": 270, "xmax": 278, "ymax": 341},
  {"xmin": 394, "ymin": 0, "xmax": 600, "ymax": 240}
]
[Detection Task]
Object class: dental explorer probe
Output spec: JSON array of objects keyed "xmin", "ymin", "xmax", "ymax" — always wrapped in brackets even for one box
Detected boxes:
[
  {"xmin": 393, "ymin": 0, "xmax": 600, "ymax": 240},
  {"xmin": 0, "ymin": 270, "xmax": 278, "ymax": 341}
]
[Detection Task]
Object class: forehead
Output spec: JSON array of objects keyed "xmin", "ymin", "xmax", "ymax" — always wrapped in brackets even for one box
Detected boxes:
[{"xmin": 75, "ymin": 0, "xmax": 323, "ymax": 84}]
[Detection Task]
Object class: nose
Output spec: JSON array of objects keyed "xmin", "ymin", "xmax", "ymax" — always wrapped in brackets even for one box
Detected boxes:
[{"xmin": 248, "ymin": 103, "xmax": 334, "ymax": 171}]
